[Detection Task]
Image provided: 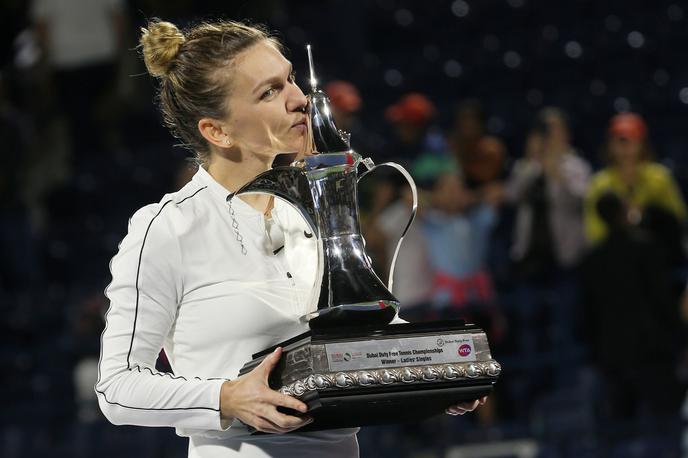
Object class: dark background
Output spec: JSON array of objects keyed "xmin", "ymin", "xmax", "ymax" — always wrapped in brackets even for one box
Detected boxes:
[{"xmin": 1, "ymin": 1, "xmax": 687, "ymax": 457}]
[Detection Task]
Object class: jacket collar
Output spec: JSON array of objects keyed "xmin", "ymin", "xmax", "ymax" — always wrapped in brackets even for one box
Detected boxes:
[{"xmin": 192, "ymin": 165, "xmax": 259, "ymax": 216}]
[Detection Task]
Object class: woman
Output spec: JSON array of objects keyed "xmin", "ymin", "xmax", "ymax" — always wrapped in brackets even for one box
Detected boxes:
[
  {"xmin": 96, "ymin": 19, "xmax": 482, "ymax": 458},
  {"xmin": 585, "ymin": 112, "xmax": 686, "ymax": 243}
]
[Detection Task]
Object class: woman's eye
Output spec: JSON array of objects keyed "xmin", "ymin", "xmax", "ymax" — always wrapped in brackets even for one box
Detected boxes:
[{"xmin": 261, "ymin": 87, "xmax": 277, "ymax": 100}]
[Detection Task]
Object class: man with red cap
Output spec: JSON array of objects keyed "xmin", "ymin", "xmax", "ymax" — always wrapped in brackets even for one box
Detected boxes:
[
  {"xmin": 384, "ymin": 93, "xmax": 436, "ymax": 127},
  {"xmin": 378, "ymin": 92, "xmax": 446, "ymax": 162},
  {"xmin": 607, "ymin": 112, "xmax": 647, "ymax": 142},
  {"xmin": 325, "ymin": 80, "xmax": 362, "ymax": 119},
  {"xmin": 324, "ymin": 80, "xmax": 379, "ymax": 157}
]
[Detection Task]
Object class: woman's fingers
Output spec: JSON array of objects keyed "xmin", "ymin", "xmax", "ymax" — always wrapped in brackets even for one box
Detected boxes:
[
  {"xmin": 254, "ymin": 413, "xmax": 312, "ymax": 434},
  {"xmin": 222, "ymin": 349, "xmax": 315, "ymax": 433},
  {"xmin": 445, "ymin": 406, "xmax": 467, "ymax": 416},
  {"xmin": 456, "ymin": 399, "xmax": 480, "ymax": 411},
  {"xmin": 257, "ymin": 400, "xmax": 307, "ymax": 429},
  {"xmin": 253, "ymin": 417, "xmax": 288, "ymax": 434},
  {"xmin": 253, "ymin": 394, "xmax": 311, "ymax": 433},
  {"xmin": 257, "ymin": 347, "xmax": 283, "ymax": 379},
  {"xmin": 445, "ymin": 398, "xmax": 485, "ymax": 416},
  {"xmin": 256, "ymin": 349, "xmax": 309, "ymax": 410},
  {"xmin": 269, "ymin": 409, "xmax": 313, "ymax": 430},
  {"xmin": 268, "ymin": 390, "xmax": 309, "ymax": 414}
]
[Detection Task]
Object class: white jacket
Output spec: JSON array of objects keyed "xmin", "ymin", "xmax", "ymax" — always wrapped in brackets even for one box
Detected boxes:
[{"xmin": 95, "ymin": 165, "xmax": 358, "ymax": 455}]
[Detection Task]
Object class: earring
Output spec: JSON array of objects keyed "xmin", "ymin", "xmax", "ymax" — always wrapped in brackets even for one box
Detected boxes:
[{"xmin": 224, "ymin": 138, "xmax": 231, "ymax": 146}]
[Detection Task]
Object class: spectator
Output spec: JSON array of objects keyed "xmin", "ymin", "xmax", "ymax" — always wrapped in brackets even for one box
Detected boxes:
[
  {"xmin": 505, "ymin": 107, "xmax": 591, "ymax": 277},
  {"xmin": 31, "ymin": 0, "xmax": 127, "ymax": 160},
  {"xmin": 580, "ymin": 191, "xmax": 684, "ymax": 423},
  {"xmin": 364, "ymin": 173, "xmax": 433, "ymax": 323},
  {"xmin": 411, "ymin": 155, "xmax": 502, "ymax": 325},
  {"xmin": 585, "ymin": 112, "xmax": 686, "ymax": 245},
  {"xmin": 447, "ymin": 100, "xmax": 506, "ymax": 189},
  {"xmin": 503, "ymin": 108, "xmax": 590, "ymax": 371},
  {"xmin": 380, "ymin": 92, "xmax": 444, "ymax": 162},
  {"xmin": 324, "ymin": 80, "xmax": 380, "ymax": 156},
  {"xmin": 325, "ymin": 80, "xmax": 361, "ymax": 130}
]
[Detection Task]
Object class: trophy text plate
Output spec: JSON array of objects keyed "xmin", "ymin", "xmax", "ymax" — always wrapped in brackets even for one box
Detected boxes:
[{"xmin": 325, "ymin": 334, "xmax": 477, "ymax": 371}]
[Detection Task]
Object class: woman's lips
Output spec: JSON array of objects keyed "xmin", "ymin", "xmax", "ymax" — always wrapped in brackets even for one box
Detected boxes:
[{"xmin": 291, "ymin": 120, "xmax": 307, "ymax": 133}]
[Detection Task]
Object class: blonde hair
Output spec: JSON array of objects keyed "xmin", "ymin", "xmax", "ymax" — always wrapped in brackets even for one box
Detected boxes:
[{"xmin": 139, "ymin": 19, "xmax": 278, "ymax": 164}]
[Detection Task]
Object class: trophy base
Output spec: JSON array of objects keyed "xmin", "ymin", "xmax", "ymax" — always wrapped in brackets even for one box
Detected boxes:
[
  {"xmin": 239, "ymin": 319, "xmax": 500, "ymax": 433},
  {"xmin": 282, "ymin": 381, "xmax": 493, "ymax": 432}
]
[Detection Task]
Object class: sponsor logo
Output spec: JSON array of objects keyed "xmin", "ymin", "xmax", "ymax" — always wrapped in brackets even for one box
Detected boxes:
[
  {"xmin": 330, "ymin": 352, "xmax": 344, "ymax": 362},
  {"xmin": 343, "ymin": 352, "xmax": 352, "ymax": 361},
  {"xmin": 458, "ymin": 344, "xmax": 472, "ymax": 357},
  {"xmin": 436, "ymin": 338, "xmax": 445, "ymax": 347}
]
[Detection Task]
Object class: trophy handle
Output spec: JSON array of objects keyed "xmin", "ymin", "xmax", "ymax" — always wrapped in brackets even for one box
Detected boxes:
[
  {"xmin": 357, "ymin": 160, "xmax": 418, "ymax": 294},
  {"xmin": 228, "ymin": 166, "xmax": 319, "ymax": 236}
]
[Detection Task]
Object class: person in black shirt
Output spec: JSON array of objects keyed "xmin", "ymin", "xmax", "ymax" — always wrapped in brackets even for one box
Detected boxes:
[{"xmin": 580, "ymin": 191, "xmax": 683, "ymax": 422}]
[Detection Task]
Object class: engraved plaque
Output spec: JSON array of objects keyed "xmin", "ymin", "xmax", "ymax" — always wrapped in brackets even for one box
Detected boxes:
[{"xmin": 325, "ymin": 334, "xmax": 477, "ymax": 371}]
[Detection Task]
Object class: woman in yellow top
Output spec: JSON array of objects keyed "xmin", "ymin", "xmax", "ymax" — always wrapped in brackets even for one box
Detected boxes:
[{"xmin": 585, "ymin": 112, "xmax": 686, "ymax": 243}]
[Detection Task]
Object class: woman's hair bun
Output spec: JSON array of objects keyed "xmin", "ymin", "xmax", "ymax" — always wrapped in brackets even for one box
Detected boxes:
[{"xmin": 140, "ymin": 20, "xmax": 186, "ymax": 78}]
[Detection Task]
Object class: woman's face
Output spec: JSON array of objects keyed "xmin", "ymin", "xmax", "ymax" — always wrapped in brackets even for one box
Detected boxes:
[
  {"xmin": 542, "ymin": 115, "xmax": 569, "ymax": 151},
  {"xmin": 608, "ymin": 136, "xmax": 643, "ymax": 166},
  {"xmin": 223, "ymin": 41, "xmax": 308, "ymax": 159},
  {"xmin": 455, "ymin": 109, "xmax": 483, "ymax": 139},
  {"xmin": 525, "ymin": 131, "xmax": 545, "ymax": 160}
]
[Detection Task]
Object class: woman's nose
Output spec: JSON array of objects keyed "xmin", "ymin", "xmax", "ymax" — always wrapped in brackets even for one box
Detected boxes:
[{"xmin": 287, "ymin": 83, "xmax": 308, "ymax": 113}]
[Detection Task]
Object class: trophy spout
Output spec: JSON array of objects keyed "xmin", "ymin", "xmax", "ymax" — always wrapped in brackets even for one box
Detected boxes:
[
  {"xmin": 309, "ymin": 90, "xmax": 350, "ymax": 154},
  {"xmin": 305, "ymin": 44, "xmax": 351, "ymax": 155}
]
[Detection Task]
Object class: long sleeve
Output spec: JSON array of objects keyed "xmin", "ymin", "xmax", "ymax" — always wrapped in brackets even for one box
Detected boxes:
[
  {"xmin": 95, "ymin": 202, "xmax": 228, "ymax": 431},
  {"xmin": 503, "ymin": 159, "xmax": 541, "ymax": 204},
  {"xmin": 584, "ymin": 173, "xmax": 609, "ymax": 243},
  {"xmin": 547, "ymin": 153, "xmax": 591, "ymax": 206},
  {"xmin": 657, "ymin": 168, "xmax": 687, "ymax": 221}
]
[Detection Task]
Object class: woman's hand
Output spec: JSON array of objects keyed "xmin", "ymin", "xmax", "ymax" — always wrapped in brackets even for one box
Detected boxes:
[
  {"xmin": 445, "ymin": 396, "xmax": 488, "ymax": 416},
  {"xmin": 220, "ymin": 347, "xmax": 312, "ymax": 434}
]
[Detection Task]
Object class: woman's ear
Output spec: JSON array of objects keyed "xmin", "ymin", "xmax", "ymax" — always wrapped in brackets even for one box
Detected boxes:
[{"xmin": 198, "ymin": 118, "xmax": 233, "ymax": 148}]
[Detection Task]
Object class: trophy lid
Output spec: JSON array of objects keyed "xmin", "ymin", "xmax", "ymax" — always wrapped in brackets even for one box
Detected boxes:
[{"xmin": 306, "ymin": 45, "xmax": 351, "ymax": 155}]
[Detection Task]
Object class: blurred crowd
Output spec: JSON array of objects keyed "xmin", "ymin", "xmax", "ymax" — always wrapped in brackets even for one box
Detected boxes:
[
  {"xmin": 353, "ymin": 90, "xmax": 688, "ymax": 454},
  {"xmin": 2, "ymin": 0, "xmax": 688, "ymax": 457}
]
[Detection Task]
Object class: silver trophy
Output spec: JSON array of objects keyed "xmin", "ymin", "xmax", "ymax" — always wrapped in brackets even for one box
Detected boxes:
[
  {"xmin": 234, "ymin": 46, "xmax": 500, "ymax": 432},
  {"xmin": 229, "ymin": 45, "xmax": 415, "ymax": 329}
]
